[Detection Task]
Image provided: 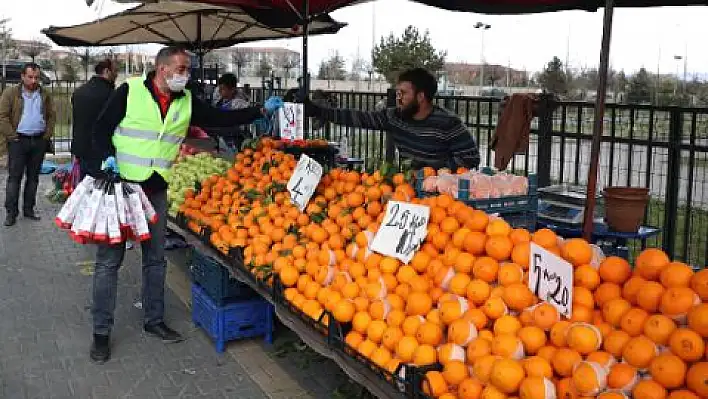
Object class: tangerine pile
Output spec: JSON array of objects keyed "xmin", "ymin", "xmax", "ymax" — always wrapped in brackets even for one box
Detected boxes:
[{"xmin": 178, "ymin": 139, "xmax": 707, "ymax": 399}]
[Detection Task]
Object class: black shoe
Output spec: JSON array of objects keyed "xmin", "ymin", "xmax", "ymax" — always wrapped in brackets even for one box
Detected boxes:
[
  {"xmin": 23, "ymin": 211, "xmax": 40, "ymax": 221},
  {"xmin": 144, "ymin": 322, "xmax": 183, "ymax": 343},
  {"xmin": 90, "ymin": 334, "xmax": 111, "ymax": 363},
  {"xmin": 4, "ymin": 214, "xmax": 16, "ymax": 227}
]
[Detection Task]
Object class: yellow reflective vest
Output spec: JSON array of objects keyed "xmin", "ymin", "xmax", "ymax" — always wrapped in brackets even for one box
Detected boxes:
[{"xmin": 112, "ymin": 77, "xmax": 192, "ymax": 182}]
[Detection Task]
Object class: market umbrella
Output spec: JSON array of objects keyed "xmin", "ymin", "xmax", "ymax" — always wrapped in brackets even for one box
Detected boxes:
[
  {"xmin": 114, "ymin": 0, "xmax": 368, "ymax": 92},
  {"xmin": 411, "ymin": 0, "xmax": 706, "ymax": 240},
  {"xmin": 42, "ymin": 1, "xmax": 346, "ymax": 78}
]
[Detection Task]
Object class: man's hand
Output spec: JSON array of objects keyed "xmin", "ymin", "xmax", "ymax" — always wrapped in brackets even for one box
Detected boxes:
[{"xmin": 101, "ymin": 156, "xmax": 119, "ymax": 173}]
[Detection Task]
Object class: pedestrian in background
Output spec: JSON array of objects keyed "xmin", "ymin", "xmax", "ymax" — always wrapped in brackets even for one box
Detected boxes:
[
  {"xmin": 0, "ymin": 62, "xmax": 56, "ymax": 227},
  {"xmin": 71, "ymin": 58, "xmax": 118, "ymax": 178}
]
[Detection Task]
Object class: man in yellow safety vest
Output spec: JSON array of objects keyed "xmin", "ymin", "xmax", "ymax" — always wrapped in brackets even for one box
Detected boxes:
[{"xmin": 88, "ymin": 46, "xmax": 280, "ymax": 363}]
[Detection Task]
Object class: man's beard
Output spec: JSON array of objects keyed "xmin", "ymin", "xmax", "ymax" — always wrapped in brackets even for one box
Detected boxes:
[{"xmin": 399, "ymin": 100, "xmax": 420, "ymax": 120}]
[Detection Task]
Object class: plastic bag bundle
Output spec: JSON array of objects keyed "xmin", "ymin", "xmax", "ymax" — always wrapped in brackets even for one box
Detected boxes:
[
  {"xmin": 55, "ymin": 175, "xmax": 157, "ymax": 245},
  {"xmin": 422, "ymin": 169, "xmax": 530, "ymax": 199}
]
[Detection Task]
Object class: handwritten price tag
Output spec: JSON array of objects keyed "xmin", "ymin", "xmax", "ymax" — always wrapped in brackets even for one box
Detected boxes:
[
  {"xmin": 370, "ymin": 201, "xmax": 430, "ymax": 264},
  {"xmin": 286, "ymin": 155, "xmax": 323, "ymax": 211},
  {"xmin": 528, "ymin": 243, "xmax": 573, "ymax": 318},
  {"xmin": 278, "ymin": 102, "xmax": 304, "ymax": 141}
]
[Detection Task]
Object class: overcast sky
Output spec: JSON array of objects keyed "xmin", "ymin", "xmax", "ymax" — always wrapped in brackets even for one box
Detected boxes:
[{"xmin": 2, "ymin": 0, "xmax": 708, "ymax": 77}]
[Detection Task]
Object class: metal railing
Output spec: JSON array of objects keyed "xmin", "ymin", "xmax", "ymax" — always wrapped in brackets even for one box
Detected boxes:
[{"xmin": 12, "ymin": 81, "xmax": 704, "ymax": 267}]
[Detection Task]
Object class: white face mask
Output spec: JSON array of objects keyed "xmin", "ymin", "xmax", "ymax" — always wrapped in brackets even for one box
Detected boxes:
[{"xmin": 166, "ymin": 73, "xmax": 189, "ymax": 92}]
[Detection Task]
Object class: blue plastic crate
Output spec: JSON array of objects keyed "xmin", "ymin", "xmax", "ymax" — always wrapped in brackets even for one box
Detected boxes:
[
  {"xmin": 190, "ymin": 248, "xmax": 255, "ymax": 305},
  {"xmin": 191, "ymin": 283, "xmax": 274, "ymax": 353}
]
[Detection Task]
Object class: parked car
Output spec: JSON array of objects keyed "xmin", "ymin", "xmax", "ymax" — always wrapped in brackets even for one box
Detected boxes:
[{"xmin": 0, "ymin": 61, "xmax": 52, "ymax": 88}]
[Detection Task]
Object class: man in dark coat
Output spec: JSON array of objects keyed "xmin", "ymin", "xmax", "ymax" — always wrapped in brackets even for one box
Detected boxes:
[{"xmin": 70, "ymin": 59, "xmax": 118, "ymax": 178}]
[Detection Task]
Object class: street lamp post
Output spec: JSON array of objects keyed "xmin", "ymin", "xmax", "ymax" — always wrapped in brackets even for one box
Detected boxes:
[
  {"xmin": 474, "ymin": 22, "xmax": 491, "ymax": 90},
  {"xmin": 673, "ymin": 55, "xmax": 682, "ymax": 96}
]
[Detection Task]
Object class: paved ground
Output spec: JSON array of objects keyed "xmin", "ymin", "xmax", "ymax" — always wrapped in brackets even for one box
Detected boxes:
[{"xmin": 0, "ymin": 171, "xmax": 362, "ymax": 399}]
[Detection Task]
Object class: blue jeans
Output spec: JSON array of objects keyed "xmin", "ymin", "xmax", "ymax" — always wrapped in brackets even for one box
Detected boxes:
[{"xmin": 92, "ymin": 189, "xmax": 168, "ymax": 335}]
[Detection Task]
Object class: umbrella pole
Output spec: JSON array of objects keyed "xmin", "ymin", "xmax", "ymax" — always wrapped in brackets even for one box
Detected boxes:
[
  {"xmin": 582, "ymin": 0, "xmax": 615, "ymax": 241},
  {"xmin": 302, "ymin": 0, "xmax": 310, "ymax": 96}
]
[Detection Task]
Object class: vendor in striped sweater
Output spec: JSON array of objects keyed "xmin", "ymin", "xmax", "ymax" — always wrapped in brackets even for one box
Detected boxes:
[{"xmin": 306, "ymin": 68, "xmax": 481, "ymax": 171}]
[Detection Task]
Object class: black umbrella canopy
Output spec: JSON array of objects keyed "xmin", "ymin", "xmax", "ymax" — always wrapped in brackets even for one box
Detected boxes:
[
  {"xmin": 412, "ymin": 0, "xmax": 708, "ymax": 14},
  {"xmin": 41, "ymin": 0, "xmax": 346, "ymax": 50}
]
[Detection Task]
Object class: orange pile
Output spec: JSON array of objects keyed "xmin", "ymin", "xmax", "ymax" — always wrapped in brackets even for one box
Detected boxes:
[{"xmin": 179, "ymin": 139, "xmax": 707, "ymax": 399}]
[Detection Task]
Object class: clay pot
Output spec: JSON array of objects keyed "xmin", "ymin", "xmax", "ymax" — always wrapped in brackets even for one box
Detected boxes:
[{"xmin": 603, "ymin": 187, "xmax": 650, "ymax": 233}]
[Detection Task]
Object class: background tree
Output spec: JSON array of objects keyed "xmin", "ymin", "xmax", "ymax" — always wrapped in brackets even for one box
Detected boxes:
[
  {"xmin": 21, "ymin": 39, "xmax": 50, "ymax": 62},
  {"xmin": 317, "ymin": 52, "xmax": 346, "ymax": 88},
  {"xmin": 349, "ymin": 55, "xmax": 366, "ymax": 81},
  {"xmin": 274, "ymin": 52, "xmax": 299, "ymax": 86},
  {"xmin": 61, "ymin": 56, "xmax": 79, "ymax": 82},
  {"xmin": 372, "ymin": 25, "xmax": 446, "ymax": 84},
  {"xmin": 626, "ymin": 68, "xmax": 652, "ymax": 104},
  {"xmin": 0, "ymin": 17, "xmax": 15, "ymax": 88},
  {"xmin": 257, "ymin": 58, "xmax": 272, "ymax": 78},
  {"xmin": 72, "ymin": 47, "xmax": 101, "ymax": 80},
  {"xmin": 230, "ymin": 48, "xmax": 250, "ymax": 81},
  {"xmin": 486, "ymin": 65, "xmax": 504, "ymax": 87},
  {"xmin": 538, "ymin": 56, "xmax": 569, "ymax": 95}
]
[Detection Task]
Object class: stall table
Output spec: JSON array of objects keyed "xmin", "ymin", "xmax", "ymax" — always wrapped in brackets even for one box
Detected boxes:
[
  {"xmin": 537, "ymin": 219, "xmax": 661, "ymax": 259},
  {"xmin": 167, "ymin": 220, "xmax": 408, "ymax": 399}
]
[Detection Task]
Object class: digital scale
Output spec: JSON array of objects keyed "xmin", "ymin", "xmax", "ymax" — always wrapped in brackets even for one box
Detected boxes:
[{"xmin": 537, "ymin": 184, "xmax": 604, "ymax": 226}]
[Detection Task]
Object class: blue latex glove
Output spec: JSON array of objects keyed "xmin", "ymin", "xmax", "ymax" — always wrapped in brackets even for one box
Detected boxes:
[
  {"xmin": 264, "ymin": 96, "xmax": 284, "ymax": 115},
  {"xmin": 101, "ymin": 156, "xmax": 119, "ymax": 173}
]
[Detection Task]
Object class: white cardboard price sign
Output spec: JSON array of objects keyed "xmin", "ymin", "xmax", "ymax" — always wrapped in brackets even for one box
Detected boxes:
[
  {"xmin": 528, "ymin": 242, "xmax": 574, "ymax": 318},
  {"xmin": 278, "ymin": 102, "xmax": 304, "ymax": 141},
  {"xmin": 370, "ymin": 201, "xmax": 430, "ymax": 264},
  {"xmin": 287, "ymin": 154, "xmax": 323, "ymax": 211}
]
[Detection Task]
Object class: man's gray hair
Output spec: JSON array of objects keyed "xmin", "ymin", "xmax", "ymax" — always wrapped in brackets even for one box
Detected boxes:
[{"xmin": 155, "ymin": 46, "xmax": 189, "ymax": 67}]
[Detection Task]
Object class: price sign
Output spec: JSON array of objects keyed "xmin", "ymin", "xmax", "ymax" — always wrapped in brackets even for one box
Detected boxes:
[
  {"xmin": 370, "ymin": 201, "xmax": 430, "ymax": 264},
  {"xmin": 278, "ymin": 102, "xmax": 304, "ymax": 141},
  {"xmin": 286, "ymin": 155, "xmax": 323, "ymax": 211},
  {"xmin": 528, "ymin": 242, "xmax": 573, "ymax": 318}
]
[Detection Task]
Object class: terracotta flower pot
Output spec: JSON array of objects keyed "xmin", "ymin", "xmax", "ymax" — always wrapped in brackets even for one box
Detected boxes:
[{"xmin": 603, "ymin": 186, "xmax": 650, "ymax": 233}]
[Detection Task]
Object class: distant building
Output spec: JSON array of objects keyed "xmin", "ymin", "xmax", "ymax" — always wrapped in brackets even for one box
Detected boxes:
[
  {"xmin": 212, "ymin": 47, "xmax": 301, "ymax": 78},
  {"xmin": 444, "ymin": 62, "xmax": 528, "ymax": 87}
]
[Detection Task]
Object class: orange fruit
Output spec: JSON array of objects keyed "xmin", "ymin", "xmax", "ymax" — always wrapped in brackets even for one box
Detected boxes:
[
  {"xmin": 494, "ymin": 315, "xmax": 523, "ymax": 336},
  {"xmin": 366, "ymin": 320, "xmax": 387, "ymax": 343},
  {"xmin": 492, "ymin": 334, "xmax": 524, "ymax": 360},
  {"xmin": 635, "ymin": 248, "xmax": 670, "ymax": 281},
  {"xmin": 649, "ymin": 353, "xmax": 686, "ymax": 389},
  {"xmin": 566, "ymin": 323, "xmax": 602, "ymax": 354},
  {"xmin": 357, "ymin": 339, "xmax": 377, "ymax": 357},
  {"xmin": 556, "ymin": 377, "xmax": 579, "ymax": 399},
  {"xmin": 464, "ymin": 231, "xmax": 488, "ymax": 255},
  {"xmin": 485, "ymin": 236, "xmax": 514, "ymax": 261},
  {"xmin": 561, "ymin": 238, "xmax": 593, "ymax": 267},
  {"xmin": 686, "ymin": 362, "xmax": 708, "ymax": 398},
  {"xmin": 405, "ymin": 291, "xmax": 433, "ymax": 316},
  {"xmin": 395, "ymin": 336, "xmax": 419, "ymax": 363},
  {"xmin": 632, "ymin": 379, "xmax": 667, "ymax": 399},
  {"xmin": 473, "ymin": 257, "xmax": 500, "ymax": 283},
  {"xmin": 480, "ymin": 385, "xmax": 508, "ymax": 399},
  {"xmin": 522, "ymin": 356, "xmax": 553, "ymax": 379},
  {"xmin": 413, "ymin": 344, "xmax": 438, "ymax": 366},
  {"xmin": 551, "ymin": 348, "xmax": 582, "ymax": 377},
  {"xmin": 636, "ymin": 281, "xmax": 666, "ymax": 313},
  {"xmin": 691, "ymin": 269, "xmax": 708, "ymax": 301},
  {"xmin": 643, "ymin": 314, "xmax": 677, "ymax": 345},
  {"xmin": 599, "ymin": 256, "xmax": 632, "ymax": 284},
  {"xmin": 532, "ymin": 303, "xmax": 559, "ymax": 331},
  {"xmin": 572, "ymin": 361, "xmax": 608, "ymax": 396},
  {"xmin": 449, "ymin": 273, "xmax": 472, "ymax": 296},
  {"xmin": 619, "ymin": 307, "xmax": 649, "ymax": 337},
  {"xmin": 687, "ymin": 303, "xmax": 708, "ymax": 337},
  {"xmin": 602, "ymin": 298, "xmax": 632, "ymax": 327},
  {"xmin": 511, "ymin": 242, "xmax": 531, "ymax": 270},
  {"xmin": 594, "ymin": 282, "xmax": 622, "ymax": 307},
  {"xmin": 603, "ymin": 329, "xmax": 631, "ymax": 358},
  {"xmin": 279, "ymin": 265, "xmax": 300, "ymax": 287},
  {"xmin": 442, "ymin": 360, "xmax": 470, "ymax": 386},
  {"xmin": 498, "ymin": 263, "xmax": 524, "ymax": 286},
  {"xmin": 381, "ymin": 326, "xmax": 404, "ymax": 351},
  {"xmin": 586, "ymin": 351, "xmax": 616, "ymax": 370},
  {"xmin": 416, "ymin": 322, "xmax": 443, "ymax": 346},
  {"xmin": 536, "ymin": 346, "xmax": 557, "ymax": 363},
  {"xmin": 467, "ymin": 279, "xmax": 492, "ymax": 305},
  {"xmin": 659, "ymin": 287, "xmax": 698, "ymax": 318},
  {"xmin": 458, "ymin": 378, "xmax": 484, "ymax": 399},
  {"xmin": 502, "ymin": 283, "xmax": 535, "ymax": 311},
  {"xmin": 486, "ymin": 218, "xmax": 512, "ymax": 237},
  {"xmin": 532, "ymin": 228, "xmax": 557, "ymax": 249},
  {"xmin": 490, "ymin": 358, "xmax": 526, "ymax": 394},
  {"xmin": 623, "ymin": 276, "xmax": 648, "ymax": 305},
  {"xmin": 345, "ymin": 331, "xmax": 364, "ymax": 349},
  {"xmin": 574, "ymin": 264, "xmax": 601, "ymax": 290},
  {"xmin": 332, "ymin": 299, "xmax": 355, "ymax": 323},
  {"xmin": 668, "ymin": 328, "xmax": 705, "ymax": 363},
  {"xmin": 549, "ymin": 320, "xmax": 571, "ymax": 347},
  {"xmin": 466, "ymin": 339, "xmax": 492, "ymax": 364},
  {"xmin": 660, "ymin": 262, "xmax": 694, "ymax": 288},
  {"xmin": 517, "ymin": 326, "xmax": 547, "ymax": 355},
  {"xmin": 438, "ymin": 343, "xmax": 466, "ymax": 365},
  {"xmin": 423, "ymin": 370, "xmax": 448, "ymax": 397},
  {"xmin": 667, "ymin": 390, "xmax": 700, "ymax": 399},
  {"xmin": 622, "ymin": 335, "xmax": 657, "ymax": 369},
  {"xmin": 607, "ymin": 362, "xmax": 638, "ymax": 392},
  {"xmin": 448, "ymin": 319, "xmax": 479, "ymax": 346},
  {"xmin": 401, "ymin": 315, "xmax": 424, "ymax": 336}
]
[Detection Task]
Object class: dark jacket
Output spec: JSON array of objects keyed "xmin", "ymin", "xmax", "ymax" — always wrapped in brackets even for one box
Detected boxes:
[
  {"xmin": 0, "ymin": 84, "xmax": 56, "ymax": 157},
  {"xmin": 70, "ymin": 76, "xmax": 115, "ymax": 159},
  {"xmin": 92, "ymin": 72, "xmax": 263, "ymax": 192}
]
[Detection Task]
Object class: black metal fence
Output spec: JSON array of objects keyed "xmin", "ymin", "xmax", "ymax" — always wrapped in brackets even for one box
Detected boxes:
[{"xmin": 9, "ymin": 81, "xmax": 704, "ymax": 267}]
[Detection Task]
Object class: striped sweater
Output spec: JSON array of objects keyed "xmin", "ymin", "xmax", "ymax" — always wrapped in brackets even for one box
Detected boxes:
[{"xmin": 309, "ymin": 104, "xmax": 481, "ymax": 170}]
